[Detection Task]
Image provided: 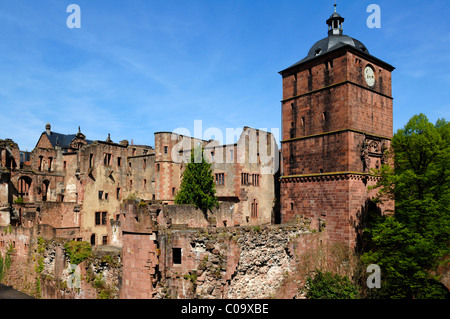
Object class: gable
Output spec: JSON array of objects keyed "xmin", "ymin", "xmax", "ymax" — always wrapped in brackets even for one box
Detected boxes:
[{"xmin": 35, "ymin": 133, "xmax": 54, "ymax": 149}]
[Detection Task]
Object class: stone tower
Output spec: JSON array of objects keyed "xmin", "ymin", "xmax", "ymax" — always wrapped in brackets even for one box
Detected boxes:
[{"xmin": 279, "ymin": 5, "xmax": 395, "ymax": 247}]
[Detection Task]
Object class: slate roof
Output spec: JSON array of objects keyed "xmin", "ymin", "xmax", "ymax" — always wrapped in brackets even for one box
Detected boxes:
[{"xmin": 45, "ymin": 132, "xmax": 93, "ymax": 149}]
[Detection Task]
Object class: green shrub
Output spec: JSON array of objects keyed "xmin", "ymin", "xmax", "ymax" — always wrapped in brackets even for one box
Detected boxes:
[
  {"xmin": 64, "ymin": 241, "xmax": 92, "ymax": 265},
  {"xmin": 13, "ymin": 196, "xmax": 24, "ymax": 204},
  {"xmin": 305, "ymin": 269, "xmax": 359, "ymax": 299}
]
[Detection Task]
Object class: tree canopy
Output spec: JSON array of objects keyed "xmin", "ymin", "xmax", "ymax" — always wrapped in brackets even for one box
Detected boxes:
[
  {"xmin": 362, "ymin": 114, "xmax": 450, "ymax": 298},
  {"xmin": 174, "ymin": 146, "xmax": 219, "ymax": 213}
]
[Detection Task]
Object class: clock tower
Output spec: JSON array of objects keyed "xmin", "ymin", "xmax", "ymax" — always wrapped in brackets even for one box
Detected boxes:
[{"xmin": 279, "ymin": 5, "xmax": 395, "ymax": 247}]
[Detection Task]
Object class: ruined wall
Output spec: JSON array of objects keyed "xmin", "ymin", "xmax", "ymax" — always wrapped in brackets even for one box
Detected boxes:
[
  {"xmin": 144, "ymin": 224, "xmax": 319, "ymax": 299},
  {"xmin": 0, "ymin": 224, "xmax": 122, "ymax": 299},
  {"xmin": 118, "ymin": 200, "xmax": 318, "ymax": 299}
]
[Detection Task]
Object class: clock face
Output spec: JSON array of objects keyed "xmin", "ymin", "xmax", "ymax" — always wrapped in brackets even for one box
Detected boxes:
[{"xmin": 364, "ymin": 66, "xmax": 376, "ymax": 87}]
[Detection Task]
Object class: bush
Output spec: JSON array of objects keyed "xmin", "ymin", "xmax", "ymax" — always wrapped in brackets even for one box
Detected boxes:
[
  {"xmin": 64, "ymin": 241, "xmax": 92, "ymax": 265},
  {"xmin": 305, "ymin": 269, "xmax": 359, "ymax": 299},
  {"xmin": 13, "ymin": 196, "xmax": 24, "ymax": 204}
]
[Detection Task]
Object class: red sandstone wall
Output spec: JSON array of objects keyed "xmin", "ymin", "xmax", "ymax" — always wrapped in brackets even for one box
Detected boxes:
[{"xmin": 281, "ymin": 174, "xmax": 385, "ymax": 247}]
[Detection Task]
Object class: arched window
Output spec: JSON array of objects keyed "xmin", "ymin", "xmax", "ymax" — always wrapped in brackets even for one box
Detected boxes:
[{"xmin": 18, "ymin": 176, "xmax": 32, "ymax": 197}]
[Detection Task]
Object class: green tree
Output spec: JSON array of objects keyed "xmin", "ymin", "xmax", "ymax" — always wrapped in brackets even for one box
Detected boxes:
[
  {"xmin": 175, "ymin": 146, "xmax": 219, "ymax": 213},
  {"xmin": 363, "ymin": 114, "xmax": 450, "ymax": 299}
]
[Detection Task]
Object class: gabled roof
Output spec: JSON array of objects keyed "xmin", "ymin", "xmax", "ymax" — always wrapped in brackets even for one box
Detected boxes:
[{"xmin": 39, "ymin": 131, "xmax": 93, "ymax": 150}]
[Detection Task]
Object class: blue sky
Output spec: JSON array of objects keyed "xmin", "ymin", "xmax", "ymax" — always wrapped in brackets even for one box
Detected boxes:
[{"xmin": 0, "ymin": 0, "xmax": 449, "ymax": 151}]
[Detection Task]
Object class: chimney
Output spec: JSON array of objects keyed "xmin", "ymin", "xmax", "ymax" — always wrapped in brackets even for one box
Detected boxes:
[{"xmin": 45, "ymin": 123, "xmax": 51, "ymax": 136}]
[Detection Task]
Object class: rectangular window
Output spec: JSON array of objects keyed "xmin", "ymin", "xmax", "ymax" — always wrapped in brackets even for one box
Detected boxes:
[
  {"xmin": 96, "ymin": 212, "xmax": 108, "ymax": 226},
  {"xmin": 89, "ymin": 154, "xmax": 94, "ymax": 168},
  {"xmin": 172, "ymin": 248, "xmax": 182, "ymax": 265},
  {"xmin": 143, "ymin": 159, "xmax": 147, "ymax": 169},
  {"xmin": 143, "ymin": 179, "xmax": 147, "ymax": 190},
  {"xmin": 48, "ymin": 157, "xmax": 53, "ymax": 172},
  {"xmin": 129, "ymin": 180, "xmax": 133, "ymax": 190},
  {"xmin": 63, "ymin": 161, "xmax": 67, "ymax": 170},
  {"xmin": 104, "ymin": 193, "xmax": 109, "ymax": 200},
  {"xmin": 252, "ymin": 174, "xmax": 260, "ymax": 187},
  {"xmin": 215, "ymin": 173, "xmax": 225, "ymax": 186},
  {"xmin": 102, "ymin": 236, "xmax": 108, "ymax": 246},
  {"xmin": 117, "ymin": 157, "xmax": 122, "ymax": 167},
  {"xmin": 104, "ymin": 153, "xmax": 112, "ymax": 166},
  {"xmin": 116, "ymin": 188, "xmax": 121, "ymax": 200},
  {"xmin": 241, "ymin": 173, "xmax": 249, "ymax": 185},
  {"xmin": 164, "ymin": 146, "xmax": 168, "ymax": 154},
  {"xmin": 172, "ymin": 187, "xmax": 175, "ymax": 196},
  {"xmin": 98, "ymin": 191, "xmax": 103, "ymax": 200}
]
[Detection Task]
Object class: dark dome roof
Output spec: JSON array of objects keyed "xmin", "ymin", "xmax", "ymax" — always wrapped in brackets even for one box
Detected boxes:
[
  {"xmin": 284, "ymin": 35, "xmax": 369, "ymax": 70},
  {"xmin": 306, "ymin": 35, "xmax": 369, "ymax": 60},
  {"xmin": 280, "ymin": 5, "xmax": 372, "ymax": 72}
]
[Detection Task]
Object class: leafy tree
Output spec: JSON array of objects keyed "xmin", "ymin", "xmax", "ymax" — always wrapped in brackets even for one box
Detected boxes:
[
  {"xmin": 304, "ymin": 270, "xmax": 359, "ymax": 299},
  {"xmin": 175, "ymin": 146, "xmax": 219, "ymax": 213},
  {"xmin": 363, "ymin": 114, "xmax": 450, "ymax": 299}
]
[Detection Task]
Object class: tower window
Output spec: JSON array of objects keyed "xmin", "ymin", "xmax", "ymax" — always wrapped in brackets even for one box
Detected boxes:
[{"xmin": 322, "ymin": 112, "xmax": 327, "ymax": 122}]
